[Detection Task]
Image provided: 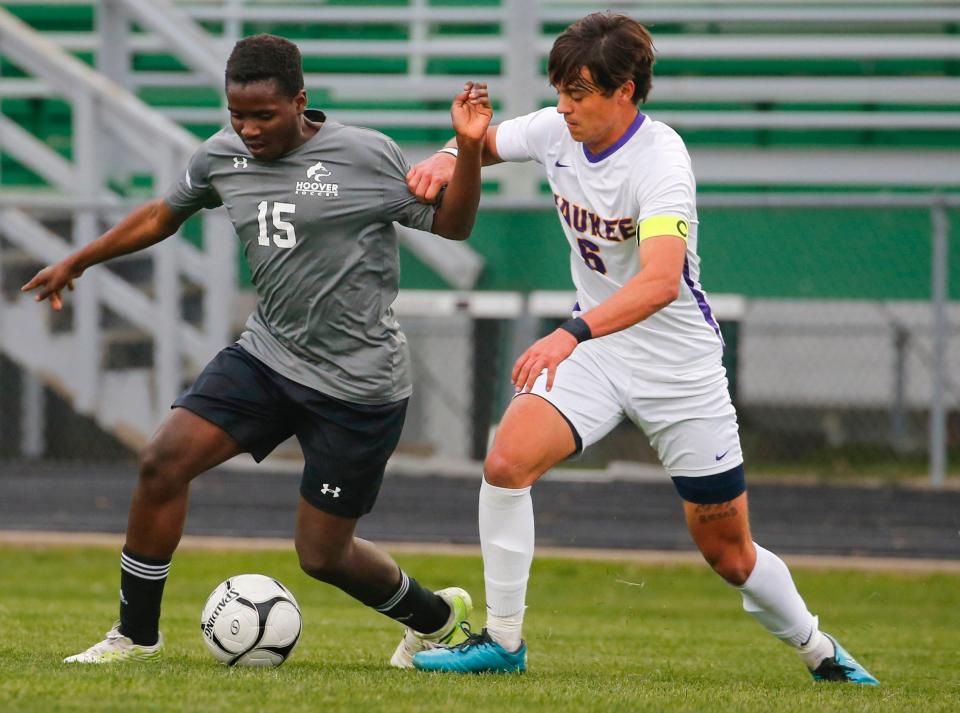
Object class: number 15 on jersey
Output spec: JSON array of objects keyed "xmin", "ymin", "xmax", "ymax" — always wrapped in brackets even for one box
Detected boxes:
[{"xmin": 257, "ymin": 201, "xmax": 297, "ymax": 248}]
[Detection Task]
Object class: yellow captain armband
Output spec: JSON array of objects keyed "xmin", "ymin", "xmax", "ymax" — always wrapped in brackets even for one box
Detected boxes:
[{"xmin": 637, "ymin": 215, "xmax": 690, "ymax": 244}]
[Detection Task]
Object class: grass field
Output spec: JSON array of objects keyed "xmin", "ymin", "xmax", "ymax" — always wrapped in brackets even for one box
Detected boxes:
[{"xmin": 1, "ymin": 545, "xmax": 958, "ymax": 713}]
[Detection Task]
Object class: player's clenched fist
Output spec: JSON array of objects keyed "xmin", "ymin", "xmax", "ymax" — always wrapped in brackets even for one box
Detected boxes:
[
  {"xmin": 406, "ymin": 151, "xmax": 455, "ymax": 204},
  {"xmin": 451, "ymin": 81, "xmax": 492, "ymax": 143},
  {"xmin": 407, "ymin": 81, "xmax": 491, "ymax": 203}
]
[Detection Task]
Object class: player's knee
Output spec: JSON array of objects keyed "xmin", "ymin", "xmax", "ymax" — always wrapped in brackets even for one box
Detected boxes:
[
  {"xmin": 704, "ymin": 547, "xmax": 754, "ymax": 586},
  {"xmin": 296, "ymin": 541, "xmax": 348, "ymax": 582},
  {"xmin": 138, "ymin": 443, "xmax": 165, "ymax": 479},
  {"xmin": 137, "ymin": 442, "xmax": 184, "ymax": 500},
  {"xmin": 483, "ymin": 449, "xmax": 535, "ymax": 489}
]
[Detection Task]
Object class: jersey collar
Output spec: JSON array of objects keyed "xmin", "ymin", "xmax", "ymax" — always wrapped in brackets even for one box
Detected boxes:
[{"xmin": 582, "ymin": 111, "xmax": 645, "ymax": 164}]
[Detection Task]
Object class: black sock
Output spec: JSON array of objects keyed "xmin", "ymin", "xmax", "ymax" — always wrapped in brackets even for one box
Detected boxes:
[
  {"xmin": 373, "ymin": 571, "xmax": 450, "ymax": 635},
  {"xmin": 118, "ymin": 546, "xmax": 171, "ymax": 646}
]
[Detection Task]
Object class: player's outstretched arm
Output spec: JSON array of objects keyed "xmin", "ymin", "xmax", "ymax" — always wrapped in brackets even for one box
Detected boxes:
[
  {"xmin": 408, "ymin": 93, "xmax": 502, "ymax": 206},
  {"xmin": 21, "ymin": 198, "xmax": 191, "ymax": 311},
  {"xmin": 429, "ymin": 81, "xmax": 494, "ymax": 240},
  {"xmin": 511, "ymin": 235, "xmax": 687, "ymax": 393}
]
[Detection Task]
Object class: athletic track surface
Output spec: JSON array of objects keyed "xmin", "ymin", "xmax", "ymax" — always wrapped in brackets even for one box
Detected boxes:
[{"xmin": 1, "ymin": 461, "xmax": 957, "ymax": 566}]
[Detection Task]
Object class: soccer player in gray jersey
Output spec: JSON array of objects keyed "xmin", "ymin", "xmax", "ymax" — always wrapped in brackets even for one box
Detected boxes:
[{"xmin": 23, "ymin": 34, "xmax": 491, "ymax": 667}]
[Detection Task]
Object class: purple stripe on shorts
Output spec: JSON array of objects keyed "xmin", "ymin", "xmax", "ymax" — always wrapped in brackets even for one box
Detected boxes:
[
  {"xmin": 582, "ymin": 112, "xmax": 645, "ymax": 163},
  {"xmin": 682, "ymin": 258, "xmax": 724, "ymax": 345}
]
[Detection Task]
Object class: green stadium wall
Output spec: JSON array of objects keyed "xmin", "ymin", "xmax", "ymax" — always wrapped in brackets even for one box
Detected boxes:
[
  {"xmin": 4, "ymin": 2, "xmax": 958, "ymax": 302},
  {"xmin": 397, "ymin": 206, "xmax": 960, "ymax": 300}
]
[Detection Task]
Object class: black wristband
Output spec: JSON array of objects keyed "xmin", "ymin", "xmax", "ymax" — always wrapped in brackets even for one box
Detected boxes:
[{"xmin": 558, "ymin": 317, "xmax": 593, "ymax": 343}]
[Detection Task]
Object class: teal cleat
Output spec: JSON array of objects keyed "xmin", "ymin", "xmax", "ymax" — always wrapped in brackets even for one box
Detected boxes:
[
  {"xmin": 810, "ymin": 633, "xmax": 879, "ymax": 685},
  {"xmin": 413, "ymin": 626, "xmax": 526, "ymax": 673}
]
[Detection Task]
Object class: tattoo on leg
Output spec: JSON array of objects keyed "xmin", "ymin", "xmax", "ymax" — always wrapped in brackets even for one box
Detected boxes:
[{"xmin": 694, "ymin": 501, "xmax": 738, "ymax": 524}]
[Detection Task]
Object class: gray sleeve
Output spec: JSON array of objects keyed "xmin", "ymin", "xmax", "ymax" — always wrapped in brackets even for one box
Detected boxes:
[
  {"xmin": 163, "ymin": 144, "xmax": 223, "ymax": 214},
  {"xmin": 380, "ymin": 138, "xmax": 436, "ymax": 232}
]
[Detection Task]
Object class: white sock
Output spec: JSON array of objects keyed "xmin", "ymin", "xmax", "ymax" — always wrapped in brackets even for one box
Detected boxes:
[
  {"xmin": 479, "ymin": 476, "xmax": 533, "ymax": 652},
  {"xmin": 486, "ymin": 612, "xmax": 525, "ymax": 653},
  {"xmin": 736, "ymin": 543, "xmax": 832, "ymax": 667},
  {"xmin": 797, "ymin": 619, "xmax": 835, "ymax": 670}
]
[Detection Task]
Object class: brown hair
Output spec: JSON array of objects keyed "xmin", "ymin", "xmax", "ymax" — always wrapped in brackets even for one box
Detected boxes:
[{"xmin": 547, "ymin": 13, "xmax": 656, "ymax": 104}]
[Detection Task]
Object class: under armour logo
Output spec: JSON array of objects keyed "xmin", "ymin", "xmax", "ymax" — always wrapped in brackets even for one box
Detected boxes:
[
  {"xmin": 320, "ymin": 484, "xmax": 341, "ymax": 498},
  {"xmin": 233, "ymin": 157, "xmax": 248, "ymax": 169}
]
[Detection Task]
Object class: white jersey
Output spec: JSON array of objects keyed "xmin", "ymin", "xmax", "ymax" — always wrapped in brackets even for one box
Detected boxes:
[{"xmin": 496, "ymin": 108, "xmax": 723, "ymax": 371}]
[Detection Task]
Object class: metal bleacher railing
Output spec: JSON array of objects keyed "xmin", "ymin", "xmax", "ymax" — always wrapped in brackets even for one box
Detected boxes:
[
  {"xmin": 0, "ymin": 1, "xmax": 958, "ymax": 485},
  {"xmin": 11, "ymin": 0, "xmax": 960, "ymax": 188},
  {"xmin": 0, "ymin": 6, "xmax": 238, "ymax": 451}
]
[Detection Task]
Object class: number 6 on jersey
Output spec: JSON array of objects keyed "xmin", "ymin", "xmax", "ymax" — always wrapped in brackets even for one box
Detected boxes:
[{"xmin": 257, "ymin": 201, "xmax": 297, "ymax": 248}]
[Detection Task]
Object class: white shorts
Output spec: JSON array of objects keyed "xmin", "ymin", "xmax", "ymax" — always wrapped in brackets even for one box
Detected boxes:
[{"xmin": 524, "ymin": 339, "xmax": 743, "ymax": 479}]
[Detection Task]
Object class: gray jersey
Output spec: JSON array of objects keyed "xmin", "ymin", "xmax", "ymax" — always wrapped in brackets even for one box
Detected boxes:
[{"xmin": 164, "ymin": 110, "xmax": 435, "ymax": 404}]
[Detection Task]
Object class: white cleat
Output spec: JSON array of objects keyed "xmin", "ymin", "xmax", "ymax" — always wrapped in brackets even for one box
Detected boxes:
[
  {"xmin": 390, "ymin": 587, "xmax": 473, "ymax": 669},
  {"xmin": 63, "ymin": 624, "xmax": 163, "ymax": 664}
]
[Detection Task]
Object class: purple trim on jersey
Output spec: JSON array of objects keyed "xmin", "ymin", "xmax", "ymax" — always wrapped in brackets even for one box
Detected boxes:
[
  {"xmin": 573, "ymin": 301, "xmax": 581, "ymax": 314},
  {"xmin": 582, "ymin": 112, "xmax": 645, "ymax": 163},
  {"xmin": 682, "ymin": 258, "xmax": 724, "ymax": 345}
]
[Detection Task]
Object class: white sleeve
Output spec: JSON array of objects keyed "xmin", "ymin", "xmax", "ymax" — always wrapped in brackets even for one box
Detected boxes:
[
  {"xmin": 494, "ymin": 107, "xmax": 564, "ymax": 165},
  {"xmin": 636, "ymin": 142, "xmax": 697, "ymax": 223}
]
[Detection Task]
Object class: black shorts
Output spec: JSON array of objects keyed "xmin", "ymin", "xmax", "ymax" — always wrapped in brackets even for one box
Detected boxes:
[{"xmin": 173, "ymin": 345, "xmax": 408, "ymax": 518}]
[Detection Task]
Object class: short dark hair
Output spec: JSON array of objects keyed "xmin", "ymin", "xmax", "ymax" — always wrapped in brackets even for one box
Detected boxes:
[
  {"xmin": 548, "ymin": 13, "xmax": 655, "ymax": 104},
  {"xmin": 225, "ymin": 34, "xmax": 304, "ymax": 98}
]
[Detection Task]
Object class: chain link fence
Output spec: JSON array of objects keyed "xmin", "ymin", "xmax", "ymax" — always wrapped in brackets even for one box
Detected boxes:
[
  {"xmin": 1, "ymin": 196, "xmax": 957, "ymax": 486},
  {"xmin": 396, "ymin": 196, "xmax": 959, "ymax": 485}
]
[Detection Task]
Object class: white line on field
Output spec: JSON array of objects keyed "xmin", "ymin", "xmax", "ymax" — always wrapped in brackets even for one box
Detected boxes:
[{"xmin": 1, "ymin": 530, "xmax": 958, "ymax": 574}]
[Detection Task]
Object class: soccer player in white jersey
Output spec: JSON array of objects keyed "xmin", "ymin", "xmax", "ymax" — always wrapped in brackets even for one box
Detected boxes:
[{"xmin": 405, "ymin": 13, "xmax": 878, "ymax": 683}]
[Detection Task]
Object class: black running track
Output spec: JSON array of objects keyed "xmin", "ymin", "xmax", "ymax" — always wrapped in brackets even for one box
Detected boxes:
[{"xmin": 1, "ymin": 462, "xmax": 958, "ymax": 560}]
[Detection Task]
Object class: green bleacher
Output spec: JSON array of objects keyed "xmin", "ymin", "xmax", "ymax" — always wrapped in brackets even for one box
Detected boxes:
[
  {"xmin": 2, "ymin": 1, "xmax": 959, "ymax": 298},
  {"xmin": 7, "ymin": 5, "xmax": 959, "ymax": 152}
]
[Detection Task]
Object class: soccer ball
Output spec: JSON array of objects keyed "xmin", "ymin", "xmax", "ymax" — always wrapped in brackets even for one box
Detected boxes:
[{"xmin": 200, "ymin": 574, "xmax": 302, "ymax": 667}]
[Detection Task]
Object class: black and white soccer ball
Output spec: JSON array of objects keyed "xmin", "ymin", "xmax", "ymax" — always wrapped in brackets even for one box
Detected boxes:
[{"xmin": 200, "ymin": 574, "xmax": 302, "ymax": 667}]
